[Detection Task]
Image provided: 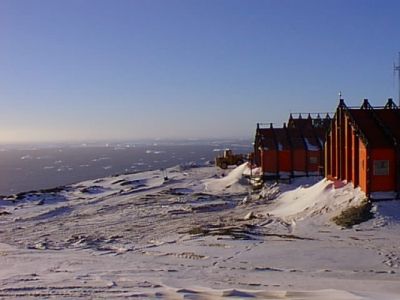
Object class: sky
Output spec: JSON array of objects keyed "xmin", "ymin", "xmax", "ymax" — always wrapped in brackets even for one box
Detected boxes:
[{"xmin": 1, "ymin": 0, "xmax": 400, "ymax": 143}]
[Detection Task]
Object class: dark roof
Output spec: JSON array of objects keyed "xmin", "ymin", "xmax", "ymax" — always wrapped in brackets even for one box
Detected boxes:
[
  {"xmin": 256, "ymin": 128, "xmax": 276, "ymax": 150},
  {"xmin": 255, "ymin": 114, "xmax": 330, "ymax": 151},
  {"xmin": 256, "ymin": 128, "xmax": 291, "ymax": 151},
  {"xmin": 314, "ymin": 127, "xmax": 328, "ymax": 144},
  {"xmin": 286, "ymin": 127, "xmax": 306, "ymax": 150},
  {"xmin": 312, "ymin": 115, "xmax": 331, "ymax": 130},
  {"xmin": 303, "ymin": 133, "xmax": 321, "ymax": 151},
  {"xmin": 373, "ymin": 109, "xmax": 400, "ymax": 142},
  {"xmin": 288, "ymin": 116, "xmax": 313, "ymax": 130},
  {"xmin": 274, "ymin": 128, "xmax": 291, "ymax": 150},
  {"xmin": 347, "ymin": 109, "xmax": 392, "ymax": 147}
]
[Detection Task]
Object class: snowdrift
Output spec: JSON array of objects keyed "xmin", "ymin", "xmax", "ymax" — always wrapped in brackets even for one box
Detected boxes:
[
  {"xmin": 267, "ymin": 179, "xmax": 366, "ymax": 223},
  {"xmin": 203, "ymin": 163, "xmax": 249, "ymax": 193},
  {"xmin": 1, "ymin": 165, "xmax": 400, "ymax": 299}
]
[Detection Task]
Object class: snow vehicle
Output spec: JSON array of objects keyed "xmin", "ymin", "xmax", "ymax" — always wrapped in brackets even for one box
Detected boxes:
[{"xmin": 215, "ymin": 149, "xmax": 244, "ymax": 169}]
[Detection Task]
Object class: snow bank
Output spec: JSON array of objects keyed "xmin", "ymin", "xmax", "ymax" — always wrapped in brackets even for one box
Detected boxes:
[
  {"xmin": 268, "ymin": 179, "xmax": 366, "ymax": 222},
  {"xmin": 242, "ymin": 166, "xmax": 262, "ymax": 177},
  {"xmin": 203, "ymin": 163, "xmax": 249, "ymax": 193},
  {"xmin": 1, "ymin": 166, "xmax": 400, "ymax": 299}
]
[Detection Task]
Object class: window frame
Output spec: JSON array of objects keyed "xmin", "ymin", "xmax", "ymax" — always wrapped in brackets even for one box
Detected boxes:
[{"xmin": 373, "ymin": 160, "xmax": 389, "ymax": 176}]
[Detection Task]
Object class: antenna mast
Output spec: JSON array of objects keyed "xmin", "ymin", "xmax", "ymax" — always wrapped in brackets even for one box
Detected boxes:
[{"xmin": 394, "ymin": 52, "xmax": 400, "ymax": 106}]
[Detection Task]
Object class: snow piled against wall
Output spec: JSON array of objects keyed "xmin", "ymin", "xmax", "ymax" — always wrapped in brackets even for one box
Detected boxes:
[
  {"xmin": 203, "ymin": 163, "xmax": 249, "ymax": 193},
  {"xmin": 268, "ymin": 179, "xmax": 366, "ymax": 222}
]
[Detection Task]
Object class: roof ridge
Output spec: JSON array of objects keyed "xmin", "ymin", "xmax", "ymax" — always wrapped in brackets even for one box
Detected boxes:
[
  {"xmin": 338, "ymin": 100, "xmax": 370, "ymax": 147},
  {"xmin": 360, "ymin": 100, "xmax": 397, "ymax": 147}
]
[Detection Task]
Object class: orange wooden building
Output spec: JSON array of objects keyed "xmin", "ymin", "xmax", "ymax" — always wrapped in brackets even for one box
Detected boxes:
[
  {"xmin": 325, "ymin": 98, "xmax": 400, "ymax": 199},
  {"xmin": 254, "ymin": 114, "xmax": 330, "ymax": 179}
]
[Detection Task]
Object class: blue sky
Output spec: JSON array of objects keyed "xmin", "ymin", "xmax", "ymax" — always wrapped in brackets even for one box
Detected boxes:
[{"xmin": 1, "ymin": 0, "xmax": 400, "ymax": 143}]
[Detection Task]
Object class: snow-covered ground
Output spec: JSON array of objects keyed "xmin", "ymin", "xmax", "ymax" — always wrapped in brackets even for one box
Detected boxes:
[{"xmin": 0, "ymin": 164, "xmax": 399, "ymax": 299}]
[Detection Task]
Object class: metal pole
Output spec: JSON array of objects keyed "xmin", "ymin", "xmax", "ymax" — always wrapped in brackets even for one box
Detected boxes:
[
  {"xmin": 398, "ymin": 52, "xmax": 400, "ymax": 106},
  {"xmin": 395, "ymin": 52, "xmax": 400, "ymax": 106}
]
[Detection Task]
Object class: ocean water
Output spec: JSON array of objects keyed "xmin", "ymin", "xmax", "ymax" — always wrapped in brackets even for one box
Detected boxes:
[{"xmin": 0, "ymin": 140, "xmax": 252, "ymax": 195}]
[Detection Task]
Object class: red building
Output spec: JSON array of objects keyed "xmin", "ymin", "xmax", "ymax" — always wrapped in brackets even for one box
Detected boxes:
[
  {"xmin": 325, "ymin": 98, "xmax": 400, "ymax": 199},
  {"xmin": 254, "ymin": 114, "xmax": 330, "ymax": 179}
]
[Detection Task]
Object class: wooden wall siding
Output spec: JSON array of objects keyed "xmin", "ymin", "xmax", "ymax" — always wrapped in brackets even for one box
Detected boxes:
[
  {"xmin": 370, "ymin": 149, "xmax": 396, "ymax": 192},
  {"xmin": 261, "ymin": 150, "xmax": 278, "ymax": 174},
  {"xmin": 325, "ymin": 130, "xmax": 331, "ymax": 176},
  {"xmin": 351, "ymin": 130, "xmax": 360, "ymax": 187},
  {"xmin": 278, "ymin": 150, "xmax": 292, "ymax": 173},
  {"xmin": 331, "ymin": 115, "xmax": 338, "ymax": 178},
  {"xmin": 345, "ymin": 115, "xmax": 352, "ymax": 182},
  {"xmin": 256, "ymin": 99, "xmax": 399, "ymax": 196},
  {"xmin": 325, "ymin": 99, "xmax": 400, "ymax": 197},
  {"xmin": 339, "ymin": 108, "xmax": 346, "ymax": 180},
  {"xmin": 254, "ymin": 116, "xmax": 330, "ymax": 178},
  {"xmin": 293, "ymin": 149, "xmax": 307, "ymax": 173},
  {"xmin": 358, "ymin": 141, "xmax": 368, "ymax": 194},
  {"xmin": 307, "ymin": 150, "xmax": 320, "ymax": 172}
]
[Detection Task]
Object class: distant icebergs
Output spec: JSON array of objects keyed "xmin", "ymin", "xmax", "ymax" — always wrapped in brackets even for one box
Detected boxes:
[
  {"xmin": 145, "ymin": 150, "xmax": 165, "ymax": 154},
  {"xmin": 36, "ymin": 155, "xmax": 52, "ymax": 160},
  {"xmin": 57, "ymin": 166, "xmax": 73, "ymax": 172},
  {"xmin": 213, "ymin": 148, "xmax": 228, "ymax": 152},
  {"xmin": 21, "ymin": 155, "xmax": 33, "ymax": 160},
  {"xmin": 113, "ymin": 144, "xmax": 135, "ymax": 150},
  {"xmin": 92, "ymin": 157, "xmax": 110, "ymax": 162}
]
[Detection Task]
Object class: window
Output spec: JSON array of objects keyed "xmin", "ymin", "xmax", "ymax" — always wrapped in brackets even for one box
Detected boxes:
[
  {"xmin": 309, "ymin": 156, "xmax": 318, "ymax": 164},
  {"xmin": 373, "ymin": 160, "xmax": 389, "ymax": 176}
]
